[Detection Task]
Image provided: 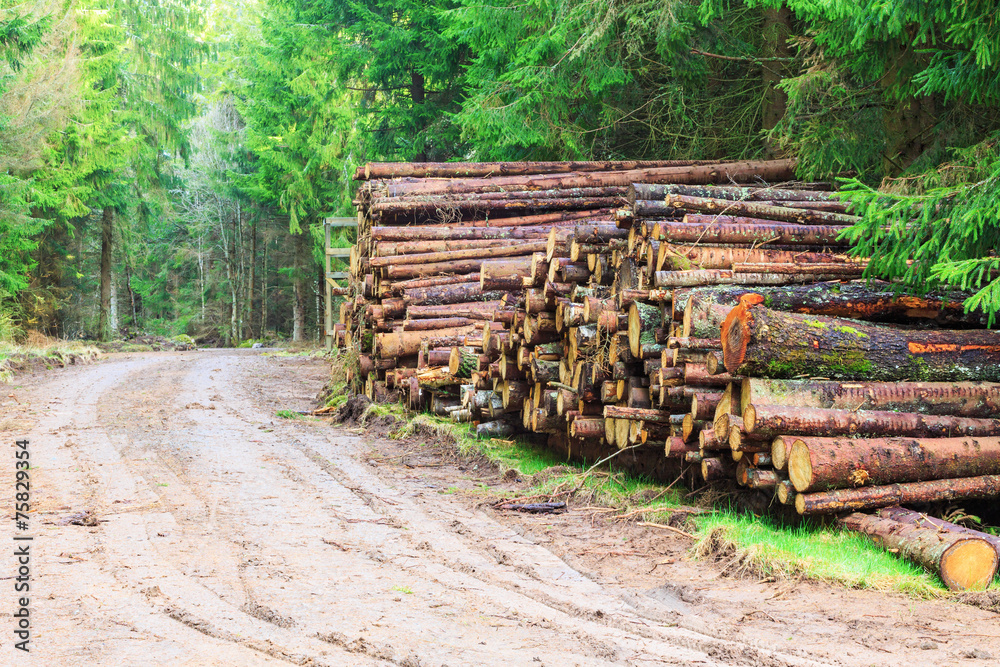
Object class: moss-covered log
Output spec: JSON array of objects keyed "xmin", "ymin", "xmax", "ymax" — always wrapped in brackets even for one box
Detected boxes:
[{"xmin": 722, "ymin": 296, "xmax": 1000, "ymax": 381}]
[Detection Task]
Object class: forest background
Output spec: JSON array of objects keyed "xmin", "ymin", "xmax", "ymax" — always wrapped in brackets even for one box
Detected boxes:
[{"xmin": 1, "ymin": 0, "xmax": 999, "ymax": 346}]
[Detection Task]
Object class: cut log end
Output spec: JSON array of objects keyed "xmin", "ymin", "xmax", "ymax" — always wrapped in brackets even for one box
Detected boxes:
[
  {"xmin": 787, "ymin": 439, "xmax": 812, "ymax": 492},
  {"xmin": 743, "ymin": 403, "xmax": 757, "ymax": 433},
  {"xmin": 941, "ymin": 540, "xmax": 998, "ymax": 592},
  {"xmin": 721, "ymin": 294, "xmax": 762, "ymax": 372}
]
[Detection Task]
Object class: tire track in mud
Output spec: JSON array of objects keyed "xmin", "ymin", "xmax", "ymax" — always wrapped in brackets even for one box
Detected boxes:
[{"xmin": 12, "ymin": 350, "xmax": 835, "ymax": 666}]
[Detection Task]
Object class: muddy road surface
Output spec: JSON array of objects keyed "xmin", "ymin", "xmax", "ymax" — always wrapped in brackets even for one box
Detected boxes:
[{"xmin": 1, "ymin": 350, "xmax": 997, "ymax": 666}]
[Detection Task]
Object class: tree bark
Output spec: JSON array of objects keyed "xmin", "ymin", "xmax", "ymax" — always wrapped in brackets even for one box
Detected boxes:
[
  {"xmin": 630, "ymin": 183, "xmax": 833, "ymax": 204},
  {"xmin": 98, "ymin": 207, "xmax": 113, "ymax": 342},
  {"xmin": 371, "ymin": 241, "xmax": 546, "ymax": 268},
  {"xmin": 839, "ymin": 512, "xmax": 996, "ymax": 591},
  {"xmin": 663, "ymin": 193, "xmax": 856, "ymax": 226},
  {"xmin": 361, "ymin": 160, "xmax": 715, "ymax": 180},
  {"xmin": 654, "ymin": 269, "xmax": 848, "ymax": 288},
  {"xmin": 657, "ymin": 244, "xmax": 855, "ymax": 272},
  {"xmin": 381, "ymin": 159, "xmax": 797, "ymax": 197},
  {"xmin": 788, "ymin": 435, "xmax": 1000, "ymax": 492},
  {"xmin": 723, "ymin": 298, "xmax": 1000, "ymax": 381},
  {"xmin": 652, "ymin": 217, "xmax": 849, "ymax": 246},
  {"xmin": 796, "ymin": 474, "xmax": 1000, "ymax": 515},
  {"xmin": 741, "ymin": 377, "xmax": 1000, "ymax": 418},
  {"xmin": 746, "ymin": 404, "xmax": 1000, "ymax": 439},
  {"xmin": 876, "ymin": 506, "xmax": 1000, "ymax": 558},
  {"xmin": 371, "ymin": 221, "xmax": 581, "ymax": 242}
]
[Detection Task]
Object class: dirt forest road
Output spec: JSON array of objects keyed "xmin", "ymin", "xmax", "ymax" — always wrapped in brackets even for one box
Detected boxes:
[{"xmin": 1, "ymin": 350, "xmax": 997, "ymax": 666}]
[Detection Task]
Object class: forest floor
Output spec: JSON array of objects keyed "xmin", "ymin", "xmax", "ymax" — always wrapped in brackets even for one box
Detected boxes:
[{"xmin": 2, "ymin": 349, "xmax": 999, "ymax": 666}]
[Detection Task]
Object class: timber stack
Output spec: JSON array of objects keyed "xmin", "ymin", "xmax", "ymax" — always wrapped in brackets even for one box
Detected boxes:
[
  {"xmin": 340, "ymin": 158, "xmax": 807, "ymax": 451},
  {"xmin": 337, "ymin": 158, "xmax": 1000, "ymax": 589}
]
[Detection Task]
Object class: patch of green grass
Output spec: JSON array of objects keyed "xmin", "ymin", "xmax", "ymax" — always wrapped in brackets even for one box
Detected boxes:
[
  {"xmin": 692, "ymin": 510, "xmax": 945, "ymax": 595},
  {"xmin": 276, "ymin": 410, "xmax": 304, "ymax": 419},
  {"xmin": 391, "ymin": 585, "xmax": 414, "ymax": 595}
]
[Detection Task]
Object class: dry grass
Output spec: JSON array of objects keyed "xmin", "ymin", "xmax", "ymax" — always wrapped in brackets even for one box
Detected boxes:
[{"xmin": 0, "ymin": 331, "xmax": 101, "ymax": 383}]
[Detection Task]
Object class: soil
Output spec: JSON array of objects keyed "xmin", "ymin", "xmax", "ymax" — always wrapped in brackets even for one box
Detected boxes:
[{"xmin": 1, "ymin": 349, "xmax": 998, "ymax": 666}]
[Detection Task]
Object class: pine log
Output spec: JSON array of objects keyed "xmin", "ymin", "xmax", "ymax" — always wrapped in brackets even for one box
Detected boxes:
[
  {"xmin": 788, "ymin": 435, "xmax": 1000, "ymax": 492},
  {"xmin": 400, "ymin": 317, "xmax": 475, "ymax": 331},
  {"xmin": 657, "ymin": 244, "xmax": 853, "ymax": 273},
  {"xmin": 371, "ymin": 223, "xmax": 574, "ymax": 241},
  {"xmin": 476, "ymin": 417, "xmax": 520, "ymax": 439},
  {"xmin": 603, "ymin": 406, "xmax": 678, "ymax": 424},
  {"xmin": 684, "ymin": 363, "xmax": 734, "ymax": 387},
  {"xmin": 839, "ymin": 512, "xmax": 997, "ymax": 591},
  {"xmin": 741, "ymin": 377, "xmax": 1000, "ymax": 418},
  {"xmin": 628, "ymin": 302, "xmax": 661, "ymax": 357},
  {"xmin": 480, "ymin": 257, "xmax": 536, "ymax": 290},
  {"xmin": 631, "ymin": 183, "xmax": 835, "ymax": 204},
  {"xmin": 371, "ymin": 241, "xmax": 546, "ymax": 267},
  {"xmin": 377, "ymin": 326, "xmax": 477, "ymax": 357},
  {"xmin": 382, "ymin": 159, "xmax": 797, "ymax": 197},
  {"xmin": 570, "ymin": 417, "xmax": 606, "ymax": 439},
  {"xmin": 363, "ymin": 160, "xmax": 712, "ymax": 179},
  {"xmin": 402, "ymin": 282, "xmax": 511, "ymax": 307},
  {"xmin": 701, "ymin": 457, "xmax": 731, "ymax": 481},
  {"xmin": 770, "ymin": 436, "xmax": 794, "ymax": 471},
  {"xmin": 378, "ymin": 237, "xmax": 530, "ymax": 256},
  {"xmin": 731, "ymin": 262, "xmax": 864, "ymax": 276},
  {"xmin": 876, "ymin": 506, "xmax": 1000, "ymax": 559},
  {"xmin": 663, "ymin": 193, "xmax": 857, "ymax": 225},
  {"xmin": 449, "ymin": 347, "xmax": 480, "ymax": 378},
  {"xmin": 776, "ymin": 480, "xmax": 795, "ymax": 505},
  {"xmin": 652, "ymin": 217, "xmax": 849, "ymax": 246},
  {"xmin": 655, "ymin": 269, "xmax": 849, "ymax": 288},
  {"xmin": 796, "ymin": 475, "xmax": 1000, "ymax": 515},
  {"xmin": 722, "ymin": 297, "xmax": 1000, "ymax": 381},
  {"xmin": 371, "ymin": 196, "xmax": 622, "ymax": 218},
  {"xmin": 385, "ymin": 273, "xmax": 480, "ymax": 295},
  {"xmin": 745, "ymin": 404, "xmax": 1000, "ymax": 439},
  {"xmin": 665, "ymin": 281, "xmax": 982, "ymax": 326}
]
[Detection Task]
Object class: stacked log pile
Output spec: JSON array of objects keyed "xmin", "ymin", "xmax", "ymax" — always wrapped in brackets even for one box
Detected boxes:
[
  {"xmin": 338, "ymin": 158, "xmax": 1000, "ymax": 589},
  {"xmin": 340, "ymin": 159, "xmax": 801, "ymax": 456}
]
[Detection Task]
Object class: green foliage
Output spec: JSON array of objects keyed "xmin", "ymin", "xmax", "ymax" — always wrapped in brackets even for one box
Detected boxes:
[
  {"xmin": 452, "ymin": 0, "xmax": 772, "ymax": 160},
  {"xmin": 840, "ymin": 135, "xmax": 1000, "ymax": 325}
]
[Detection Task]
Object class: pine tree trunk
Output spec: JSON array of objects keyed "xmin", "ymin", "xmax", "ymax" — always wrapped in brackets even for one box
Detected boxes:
[
  {"xmin": 292, "ymin": 229, "xmax": 307, "ymax": 342},
  {"xmin": 98, "ymin": 207, "xmax": 113, "ymax": 342}
]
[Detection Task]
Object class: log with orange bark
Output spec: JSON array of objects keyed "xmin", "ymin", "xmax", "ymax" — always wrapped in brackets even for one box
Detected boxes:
[
  {"xmin": 379, "ymin": 159, "xmax": 797, "ymax": 197},
  {"xmin": 722, "ymin": 294, "xmax": 1000, "ymax": 381},
  {"xmin": 360, "ymin": 159, "xmax": 714, "ymax": 180},
  {"xmin": 796, "ymin": 475, "xmax": 1000, "ymax": 515}
]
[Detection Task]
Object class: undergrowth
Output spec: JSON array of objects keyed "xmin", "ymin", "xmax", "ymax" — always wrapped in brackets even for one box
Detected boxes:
[{"xmin": 0, "ymin": 334, "xmax": 101, "ymax": 383}]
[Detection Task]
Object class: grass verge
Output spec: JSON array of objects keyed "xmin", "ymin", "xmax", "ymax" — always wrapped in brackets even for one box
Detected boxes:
[{"xmin": 0, "ymin": 337, "xmax": 102, "ymax": 383}]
